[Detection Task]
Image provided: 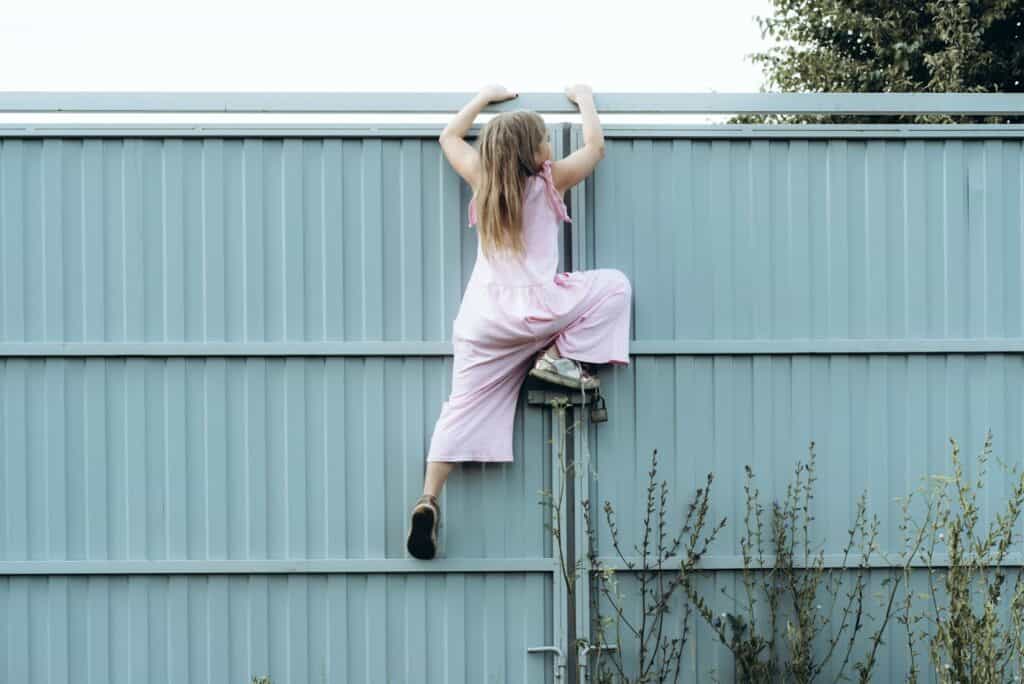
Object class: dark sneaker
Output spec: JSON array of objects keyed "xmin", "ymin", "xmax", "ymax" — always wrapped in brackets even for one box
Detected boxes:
[{"xmin": 406, "ymin": 494, "xmax": 440, "ymax": 560}]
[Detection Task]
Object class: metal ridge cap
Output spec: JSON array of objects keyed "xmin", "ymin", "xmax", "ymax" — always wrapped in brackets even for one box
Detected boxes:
[{"xmin": 1, "ymin": 91, "xmax": 1023, "ymax": 114}]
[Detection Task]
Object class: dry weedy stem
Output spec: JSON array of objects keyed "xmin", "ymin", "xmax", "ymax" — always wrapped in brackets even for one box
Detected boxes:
[{"xmin": 585, "ymin": 447, "xmax": 726, "ymax": 683}]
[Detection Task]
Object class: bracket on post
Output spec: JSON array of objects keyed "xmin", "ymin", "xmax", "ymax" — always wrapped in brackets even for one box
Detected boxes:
[
  {"xmin": 526, "ymin": 386, "xmax": 599, "ymax": 408},
  {"xmin": 527, "ymin": 383, "xmax": 607, "ymax": 425}
]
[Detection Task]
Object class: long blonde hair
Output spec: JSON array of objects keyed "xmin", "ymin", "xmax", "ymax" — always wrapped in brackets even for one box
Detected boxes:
[{"xmin": 472, "ymin": 110, "xmax": 547, "ymax": 264}]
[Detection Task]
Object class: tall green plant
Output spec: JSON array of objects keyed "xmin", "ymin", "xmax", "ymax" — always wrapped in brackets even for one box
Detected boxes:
[
  {"xmin": 581, "ymin": 447, "xmax": 728, "ymax": 684},
  {"xmin": 896, "ymin": 431, "xmax": 1024, "ymax": 683},
  {"xmin": 682, "ymin": 441, "xmax": 900, "ymax": 683},
  {"xmin": 544, "ymin": 401, "xmax": 1024, "ymax": 681}
]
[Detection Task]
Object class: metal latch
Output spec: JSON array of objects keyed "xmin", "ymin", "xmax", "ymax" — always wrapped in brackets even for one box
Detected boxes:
[{"xmin": 527, "ymin": 645, "xmax": 566, "ymax": 681}]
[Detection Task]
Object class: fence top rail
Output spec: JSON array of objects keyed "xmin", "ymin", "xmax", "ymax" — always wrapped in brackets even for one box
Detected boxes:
[
  {"xmin": 0, "ymin": 91, "xmax": 1023, "ymax": 115},
  {"xmin": 4, "ymin": 123, "xmax": 1024, "ymax": 139}
]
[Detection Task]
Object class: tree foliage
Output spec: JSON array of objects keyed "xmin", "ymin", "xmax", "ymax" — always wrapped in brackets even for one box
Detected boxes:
[{"xmin": 731, "ymin": 0, "xmax": 1024, "ymax": 124}]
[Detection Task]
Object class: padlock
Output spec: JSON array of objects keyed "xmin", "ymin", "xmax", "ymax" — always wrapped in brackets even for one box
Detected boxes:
[{"xmin": 590, "ymin": 391, "xmax": 608, "ymax": 423}]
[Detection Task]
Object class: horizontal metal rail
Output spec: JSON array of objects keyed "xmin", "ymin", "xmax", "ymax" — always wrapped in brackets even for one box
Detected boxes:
[
  {"xmin": 0, "ymin": 558, "xmax": 556, "ymax": 575},
  {"xmin": 0, "ymin": 92, "xmax": 1023, "ymax": 115},
  {"xmin": 1, "ymin": 339, "xmax": 1022, "ymax": 358},
  {"xmin": 593, "ymin": 553, "xmax": 1024, "ymax": 570},
  {"xmin": 3, "ymin": 123, "xmax": 1024, "ymax": 138},
  {"xmin": 6, "ymin": 552, "xmax": 1023, "ymax": 574}
]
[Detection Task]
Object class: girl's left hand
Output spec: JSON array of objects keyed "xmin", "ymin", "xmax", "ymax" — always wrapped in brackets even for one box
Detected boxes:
[{"xmin": 479, "ymin": 84, "xmax": 518, "ymax": 103}]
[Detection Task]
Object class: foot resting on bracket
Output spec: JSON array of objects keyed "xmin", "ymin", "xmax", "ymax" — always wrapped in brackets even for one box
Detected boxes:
[{"xmin": 528, "ymin": 349, "xmax": 600, "ymax": 390}]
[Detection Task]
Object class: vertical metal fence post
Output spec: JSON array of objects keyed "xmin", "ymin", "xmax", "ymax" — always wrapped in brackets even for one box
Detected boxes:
[
  {"xmin": 526, "ymin": 392, "xmax": 572, "ymax": 682},
  {"xmin": 527, "ymin": 388, "xmax": 596, "ymax": 683},
  {"xmin": 526, "ymin": 123, "xmax": 575, "ymax": 683},
  {"xmin": 567, "ymin": 121, "xmax": 591, "ymax": 683}
]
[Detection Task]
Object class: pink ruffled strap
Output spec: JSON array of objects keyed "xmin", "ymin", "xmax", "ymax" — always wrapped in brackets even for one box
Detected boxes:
[
  {"xmin": 537, "ymin": 159, "xmax": 572, "ymax": 224},
  {"xmin": 466, "ymin": 159, "xmax": 572, "ymax": 227}
]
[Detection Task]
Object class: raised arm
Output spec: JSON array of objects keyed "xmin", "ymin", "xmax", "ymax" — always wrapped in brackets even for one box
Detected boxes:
[
  {"xmin": 550, "ymin": 84, "xmax": 605, "ymax": 196},
  {"xmin": 438, "ymin": 85, "xmax": 518, "ymax": 191}
]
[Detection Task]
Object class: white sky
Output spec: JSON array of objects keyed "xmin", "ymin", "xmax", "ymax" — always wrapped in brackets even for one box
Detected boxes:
[{"xmin": 0, "ymin": 0, "xmax": 779, "ymax": 125}]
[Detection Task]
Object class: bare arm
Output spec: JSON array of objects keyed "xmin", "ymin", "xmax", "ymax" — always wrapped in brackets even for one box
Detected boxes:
[
  {"xmin": 550, "ymin": 85, "xmax": 605, "ymax": 196},
  {"xmin": 438, "ymin": 85, "xmax": 518, "ymax": 191}
]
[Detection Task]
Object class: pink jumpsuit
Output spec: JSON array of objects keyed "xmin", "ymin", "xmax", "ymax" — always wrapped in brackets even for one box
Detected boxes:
[{"xmin": 426, "ymin": 159, "xmax": 632, "ymax": 463}]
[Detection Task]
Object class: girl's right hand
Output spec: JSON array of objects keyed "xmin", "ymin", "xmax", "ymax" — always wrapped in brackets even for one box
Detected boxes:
[{"xmin": 565, "ymin": 84, "xmax": 594, "ymax": 106}]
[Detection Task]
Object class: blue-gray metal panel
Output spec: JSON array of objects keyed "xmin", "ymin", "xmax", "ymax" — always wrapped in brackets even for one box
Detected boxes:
[
  {"xmin": 0, "ymin": 573, "xmax": 552, "ymax": 684},
  {"xmin": 0, "ymin": 137, "xmax": 484, "ymax": 344},
  {"xmin": 573, "ymin": 127, "xmax": 1024, "ymax": 682},
  {"xmin": 580, "ymin": 137, "xmax": 1024, "ymax": 341},
  {"xmin": 583, "ymin": 353, "xmax": 1023, "ymax": 561},
  {"xmin": 0, "ymin": 357, "xmax": 554, "ymax": 562},
  {"xmin": 0, "ymin": 126, "xmax": 564, "ymax": 683}
]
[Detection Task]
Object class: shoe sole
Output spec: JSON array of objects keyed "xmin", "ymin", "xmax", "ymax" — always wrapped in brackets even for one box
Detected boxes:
[
  {"xmin": 407, "ymin": 507, "xmax": 437, "ymax": 560},
  {"xmin": 528, "ymin": 367, "xmax": 600, "ymax": 391}
]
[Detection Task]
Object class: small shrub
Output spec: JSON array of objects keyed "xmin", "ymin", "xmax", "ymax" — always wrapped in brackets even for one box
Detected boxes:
[
  {"xmin": 896, "ymin": 430, "xmax": 1024, "ymax": 683},
  {"xmin": 540, "ymin": 395, "xmax": 1024, "ymax": 682},
  {"xmin": 682, "ymin": 440, "xmax": 899, "ymax": 683},
  {"xmin": 581, "ymin": 447, "xmax": 728, "ymax": 684}
]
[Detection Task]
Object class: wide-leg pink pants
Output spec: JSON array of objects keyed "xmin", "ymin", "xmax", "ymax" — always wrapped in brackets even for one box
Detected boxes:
[{"xmin": 426, "ymin": 268, "xmax": 632, "ymax": 463}]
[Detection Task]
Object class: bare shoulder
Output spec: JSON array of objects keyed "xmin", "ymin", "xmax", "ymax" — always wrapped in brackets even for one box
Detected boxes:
[{"xmin": 439, "ymin": 134, "xmax": 483, "ymax": 192}]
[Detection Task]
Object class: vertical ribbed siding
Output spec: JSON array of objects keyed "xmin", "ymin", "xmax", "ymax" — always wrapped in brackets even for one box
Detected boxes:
[
  {"xmin": 0, "ymin": 136, "xmax": 488, "ymax": 343},
  {"xmin": 7, "ymin": 124, "xmax": 1022, "ymax": 682},
  {"xmin": 586, "ymin": 353, "xmax": 1024, "ymax": 557},
  {"xmin": 0, "ymin": 131, "xmax": 561, "ymax": 683},
  {"xmin": 0, "ymin": 357, "xmax": 555, "ymax": 562},
  {"xmin": 581, "ymin": 135, "xmax": 1024, "ymax": 558},
  {"xmin": 587, "ymin": 138, "xmax": 1023, "ymax": 340},
  {"xmin": 0, "ymin": 573, "xmax": 552, "ymax": 683},
  {"xmin": 576, "ymin": 133, "xmax": 1024, "ymax": 683}
]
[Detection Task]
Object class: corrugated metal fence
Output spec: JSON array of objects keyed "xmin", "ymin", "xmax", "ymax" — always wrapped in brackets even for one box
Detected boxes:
[
  {"xmin": 1, "ymin": 93, "xmax": 1023, "ymax": 683},
  {"xmin": 569, "ymin": 121, "xmax": 1024, "ymax": 682}
]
